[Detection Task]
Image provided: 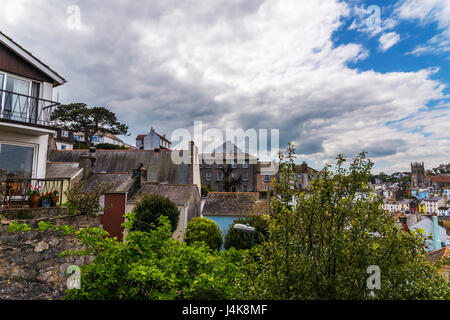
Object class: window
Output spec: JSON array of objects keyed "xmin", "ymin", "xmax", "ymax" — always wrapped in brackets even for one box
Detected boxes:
[
  {"xmin": 232, "ymin": 161, "xmax": 237, "ymax": 168},
  {"xmin": 53, "ymin": 131, "xmax": 58, "ymax": 138},
  {"xmin": 61, "ymin": 130, "xmax": 69, "ymax": 137},
  {"xmin": 217, "ymin": 163, "xmax": 223, "ymax": 169},
  {"xmin": 206, "ymin": 163, "xmax": 211, "ymax": 169},
  {"xmin": 0, "ymin": 143, "xmax": 35, "ymax": 179},
  {"xmin": 265, "ymin": 185, "xmax": 270, "ymax": 190},
  {"xmin": 243, "ymin": 185, "xmax": 248, "ymax": 192},
  {"xmin": 218, "ymin": 184, "xmax": 223, "ymax": 192},
  {"xmin": 231, "ymin": 186, "xmax": 237, "ymax": 192},
  {"xmin": 232, "ymin": 172, "xmax": 237, "ymax": 180},
  {"xmin": 206, "ymin": 172, "xmax": 211, "ymax": 181},
  {"xmin": 243, "ymin": 161, "xmax": 248, "ymax": 168},
  {"xmin": 74, "ymin": 136, "xmax": 79, "ymax": 141},
  {"xmin": 61, "ymin": 145, "xmax": 66, "ymax": 150},
  {"xmin": 92, "ymin": 136, "xmax": 99, "ymax": 142},
  {"xmin": 243, "ymin": 172, "xmax": 248, "ymax": 181},
  {"xmin": 217, "ymin": 172, "xmax": 223, "ymax": 181},
  {"xmin": 264, "ymin": 175, "xmax": 270, "ymax": 182},
  {"xmin": 3, "ymin": 75, "xmax": 30, "ymax": 121}
]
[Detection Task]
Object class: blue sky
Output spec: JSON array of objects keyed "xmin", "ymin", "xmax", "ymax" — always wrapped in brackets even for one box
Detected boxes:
[{"xmin": 1, "ymin": 0, "xmax": 449, "ymax": 173}]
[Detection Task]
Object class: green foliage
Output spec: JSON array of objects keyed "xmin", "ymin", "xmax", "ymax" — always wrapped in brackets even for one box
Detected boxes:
[
  {"xmin": 201, "ymin": 185, "xmax": 209, "ymax": 197},
  {"xmin": 241, "ymin": 145, "xmax": 450, "ymax": 300},
  {"xmin": 37, "ymin": 221, "xmax": 76, "ymax": 235},
  {"xmin": 73, "ymin": 142, "xmax": 88, "ymax": 150},
  {"xmin": 224, "ymin": 215, "xmax": 268, "ymax": 250},
  {"xmin": 64, "ymin": 216, "xmax": 249, "ymax": 300},
  {"xmin": 17, "ymin": 210, "xmax": 33, "ymax": 220},
  {"xmin": 132, "ymin": 194, "xmax": 180, "ymax": 233},
  {"xmin": 94, "ymin": 143, "xmax": 128, "ymax": 150},
  {"xmin": 51, "ymin": 103, "xmax": 128, "ymax": 148},
  {"xmin": 7, "ymin": 221, "xmax": 31, "ymax": 233},
  {"xmin": 64, "ymin": 181, "xmax": 111, "ymax": 216},
  {"xmin": 184, "ymin": 218, "xmax": 223, "ymax": 251}
]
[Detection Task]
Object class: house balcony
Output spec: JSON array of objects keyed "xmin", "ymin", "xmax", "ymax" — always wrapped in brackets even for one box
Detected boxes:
[
  {"xmin": 0, "ymin": 89, "xmax": 60, "ymax": 129},
  {"xmin": 1, "ymin": 178, "xmax": 66, "ymax": 209}
]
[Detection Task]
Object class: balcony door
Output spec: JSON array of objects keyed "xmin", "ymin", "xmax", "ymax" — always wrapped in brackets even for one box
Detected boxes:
[
  {"xmin": 0, "ymin": 143, "xmax": 35, "ymax": 179},
  {"xmin": 3, "ymin": 75, "xmax": 30, "ymax": 122}
]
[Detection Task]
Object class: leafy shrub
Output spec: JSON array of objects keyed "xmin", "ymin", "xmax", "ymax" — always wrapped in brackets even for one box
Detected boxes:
[
  {"xmin": 201, "ymin": 185, "xmax": 209, "ymax": 197},
  {"xmin": 94, "ymin": 143, "xmax": 128, "ymax": 150},
  {"xmin": 132, "ymin": 194, "xmax": 180, "ymax": 233},
  {"xmin": 224, "ymin": 215, "xmax": 268, "ymax": 250},
  {"xmin": 64, "ymin": 216, "xmax": 249, "ymax": 300},
  {"xmin": 64, "ymin": 181, "xmax": 111, "ymax": 215},
  {"xmin": 184, "ymin": 218, "xmax": 223, "ymax": 251}
]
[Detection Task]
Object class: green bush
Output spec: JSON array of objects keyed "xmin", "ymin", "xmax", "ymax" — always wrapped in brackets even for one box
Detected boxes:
[
  {"xmin": 184, "ymin": 217, "xmax": 223, "ymax": 251},
  {"xmin": 132, "ymin": 194, "xmax": 180, "ymax": 233},
  {"xmin": 201, "ymin": 185, "xmax": 209, "ymax": 197},
  {"xmin": 64, "ymin": 216, "xmax": 249, "ymax": 300},
  {"xmin": 224, "ymin": 215, "xmax": 268, "ymax": 250},
  {"xmin": 94, "ymin": 143, "xmax": 128, "ymax": 150}
]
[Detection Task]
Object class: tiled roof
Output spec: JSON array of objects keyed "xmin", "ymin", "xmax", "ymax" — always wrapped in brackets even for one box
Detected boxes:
[
  {"xmin": 79, "ymin": 173, "xmax": 136, "ymax": 193},
  {"xmin": 46, "ymin": 162, "xmax": 82, "ymax": 179},
  {"xmin": 202, "ymin": 192, "xmax": 269, "ymax": 217},
  {"xmin": 49, "ymin": 150, "xmax": 193, "ymax": 185},
  {"xmin": 431, "ymin": 176, "xmax": 450, "ymax": 183},
  {"xmin": 425, "ymin": 246, "xmax": 448, "ymax": 263}
]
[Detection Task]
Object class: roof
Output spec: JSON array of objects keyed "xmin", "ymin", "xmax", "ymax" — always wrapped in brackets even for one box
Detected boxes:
[
  {"xmin": 431, "ymin": 176, "xmax": 450, "ymax": 183},
  {"xmin": 45, "ymin": 162, "xmax": 82, "ymax": 179},
  {"xmin": 48, "ymin": 150, "xmax": 193, "ymax": 185},
  {"xmin": 131, "ymin": 183, "xmax": 199, "ymax": 205},
  {"xmin": 425, "ymin": 246, "xmax": 449, "ymax": 263},
  {"xmin": 202, "ymin": 192, "xmax": 269, "ymax": 217},
  {"xmin": 410, "ymin": 217, "xmax": 447, "ymax": 242},
  {"xmin": 136, "ymin": 134, "xmax": 146, "ymax": 140},
  {"xmin": 0, "ymin": 31, "xmax": 66, "ymax": 86},
  {"xmin": 79, "ymin": 173, "xmax": 135, "ymax": 193}
]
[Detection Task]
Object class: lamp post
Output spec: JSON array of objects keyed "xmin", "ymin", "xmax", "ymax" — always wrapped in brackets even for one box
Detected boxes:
[{"xmin": 233, "ymin": 223, "xmax": 256, "ymax": 248}]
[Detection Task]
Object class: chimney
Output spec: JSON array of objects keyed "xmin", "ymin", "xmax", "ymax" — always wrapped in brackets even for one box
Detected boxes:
[{"xmin": 79, "ymin": 152, "xmax": 96, "ymax": 178}]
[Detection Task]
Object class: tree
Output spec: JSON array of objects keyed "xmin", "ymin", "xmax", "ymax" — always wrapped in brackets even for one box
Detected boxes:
[
  {"xmin": 51, "ymin": 103, "xmax": 128, "ymax": 149},
  {"xmin": 242, "ymin": 144, "xmax": 450, "ymax": 300},
  {"xmin": 224, "ymin": 215, "xmax": 268, "ymax": 250},
  {"xmin": 184, "ymin": 217, "xmax": 223, "ymax": 251},
  {"xmin": 132, "ymin": 194, "xmax": 180, "ymax": 233},
  {"xmin": 63, "ymin": 216, "xmax": 248, "ymax": 300}
]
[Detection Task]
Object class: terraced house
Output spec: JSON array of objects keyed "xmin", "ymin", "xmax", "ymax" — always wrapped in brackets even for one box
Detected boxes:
[{"xmin": 0, "ymin": 31, "xmax": 67, "ymax": 207}]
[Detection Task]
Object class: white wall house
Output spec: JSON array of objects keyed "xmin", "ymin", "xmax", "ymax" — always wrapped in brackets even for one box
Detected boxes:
[
  {"xmin": 136, "ymin": 127, "xmax": 171, "ymax": 150},
  {"xmin": 0, "ymin": 31, "xmax": 66, "ymax": 180}
]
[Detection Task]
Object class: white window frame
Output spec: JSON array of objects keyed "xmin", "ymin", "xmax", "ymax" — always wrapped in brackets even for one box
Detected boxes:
[
  {"xmin": 0, "ymin": 71, "xmax": 42, "ymax": 121},
  {"xmin": 61, "ymin": 130, "xmax": 69, "ymax": 137},
  {"xmin": 205, "ymin": 172, "xmax": 211, "ymax": 182}
]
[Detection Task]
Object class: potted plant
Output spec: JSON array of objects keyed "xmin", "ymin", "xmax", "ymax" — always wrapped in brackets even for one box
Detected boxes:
[
  {"xmin": 41, "ymin": 191, "xmax": 53, "ymax": 208},
  {"xmin": 26, "ymin": 185, "xmax": 40, "ymax": 208},
  {"xmin": 51, "ymin": 190, "xmax": 59, "ymax": 206}
]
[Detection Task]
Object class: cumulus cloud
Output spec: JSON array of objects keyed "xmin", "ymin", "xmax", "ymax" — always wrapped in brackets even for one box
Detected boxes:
[
  {"xmin": 0, "ymin": 0, "xmax": 447, "ymax": 172},
  {"xmin": 378, "ymin": 32, "xmax": 400, "ymax": 51}
]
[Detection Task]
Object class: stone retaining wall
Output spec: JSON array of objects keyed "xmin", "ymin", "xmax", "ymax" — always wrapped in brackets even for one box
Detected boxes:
[{"xmin": 0, "ymin": 211, "xmax": 99, "ymax": 300}]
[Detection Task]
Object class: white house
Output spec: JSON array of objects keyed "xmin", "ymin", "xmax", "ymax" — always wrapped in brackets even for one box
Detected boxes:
[
  {"xmin": 421, "ymin": 196, "xmax": 446, "ymax": 215},
  {"xmin": 0, "ymin": 31, "xmax": 66, "ymax": 180},
  {"xmin": 136, "ymin": 127, "xmax": 171, "ymax": 150}
]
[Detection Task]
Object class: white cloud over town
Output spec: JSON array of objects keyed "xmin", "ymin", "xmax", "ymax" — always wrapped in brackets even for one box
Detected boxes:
[{"xmin": 0, "ymin": 0, "xmax": 448, "ymax": 172}]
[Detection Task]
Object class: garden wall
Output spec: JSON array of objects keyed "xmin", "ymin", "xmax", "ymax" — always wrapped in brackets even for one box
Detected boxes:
[{"xmin": 0, "ymin": 210, "xmax": 99, "ymax": 300}]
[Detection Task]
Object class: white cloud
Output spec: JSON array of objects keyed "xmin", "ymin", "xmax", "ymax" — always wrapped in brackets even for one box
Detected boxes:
[
  {"xmin": 378, "ymin": 32, "xmax": 400, "ymax": 51},
  {"xmin": 396, "ymin": 0, "xmax": 450, "ymax": 55},
  {"xmin": 0, "ymin": 0, "xmax": 447, "ymax": 172}
]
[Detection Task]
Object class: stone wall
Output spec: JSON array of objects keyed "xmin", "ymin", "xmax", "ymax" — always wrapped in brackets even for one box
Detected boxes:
[{"xmin": 0, "ymin": 210, "xmax": 99, "ymax": 300}]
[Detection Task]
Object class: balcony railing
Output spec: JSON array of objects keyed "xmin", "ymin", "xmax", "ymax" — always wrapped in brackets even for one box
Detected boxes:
[
  {"xmin": 0, "ymin": 89, "xmax": 60, "ymax": 127},
  {"xmin": 1, "ymin": 178, "xmax": 66, "ymax": 208}
]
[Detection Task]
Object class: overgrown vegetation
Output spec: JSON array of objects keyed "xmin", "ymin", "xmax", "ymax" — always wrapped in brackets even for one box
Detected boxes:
[
  {"xmin": 132, "ymin": 194, "xmax": 180, "ymax": 233},
  {"xmin": 64, "ymin": 181, "xmax": 111, "ymax": 216},
  {"xmin": 64, "ymin": 216, "xmax": 248, "ymax": 300},
  {"xmin": 184, "ymin": 217, "xmax": 223, "ymax": 251},
  {"xmin": 224, "ymin": 215, "xmax": 268, "ymax": 250}
]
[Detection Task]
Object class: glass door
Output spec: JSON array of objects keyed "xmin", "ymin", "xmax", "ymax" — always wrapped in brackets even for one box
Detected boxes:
[
  {"xmin": 0, "ymin": 73, "xmax": 4, "ymax": 116},
  {"xmin": 29, "ymin": 82, "xmax": 40, "ymax": 124},
  {"xmin": 4, "ymin": 75, "xmax": 30, "ymax": 122}
]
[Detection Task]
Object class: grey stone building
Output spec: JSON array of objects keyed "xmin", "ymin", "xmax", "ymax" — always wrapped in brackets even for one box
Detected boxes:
[{"xmin": 200, "ymin": 142, "xmax": 259, "ymax": 192}]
